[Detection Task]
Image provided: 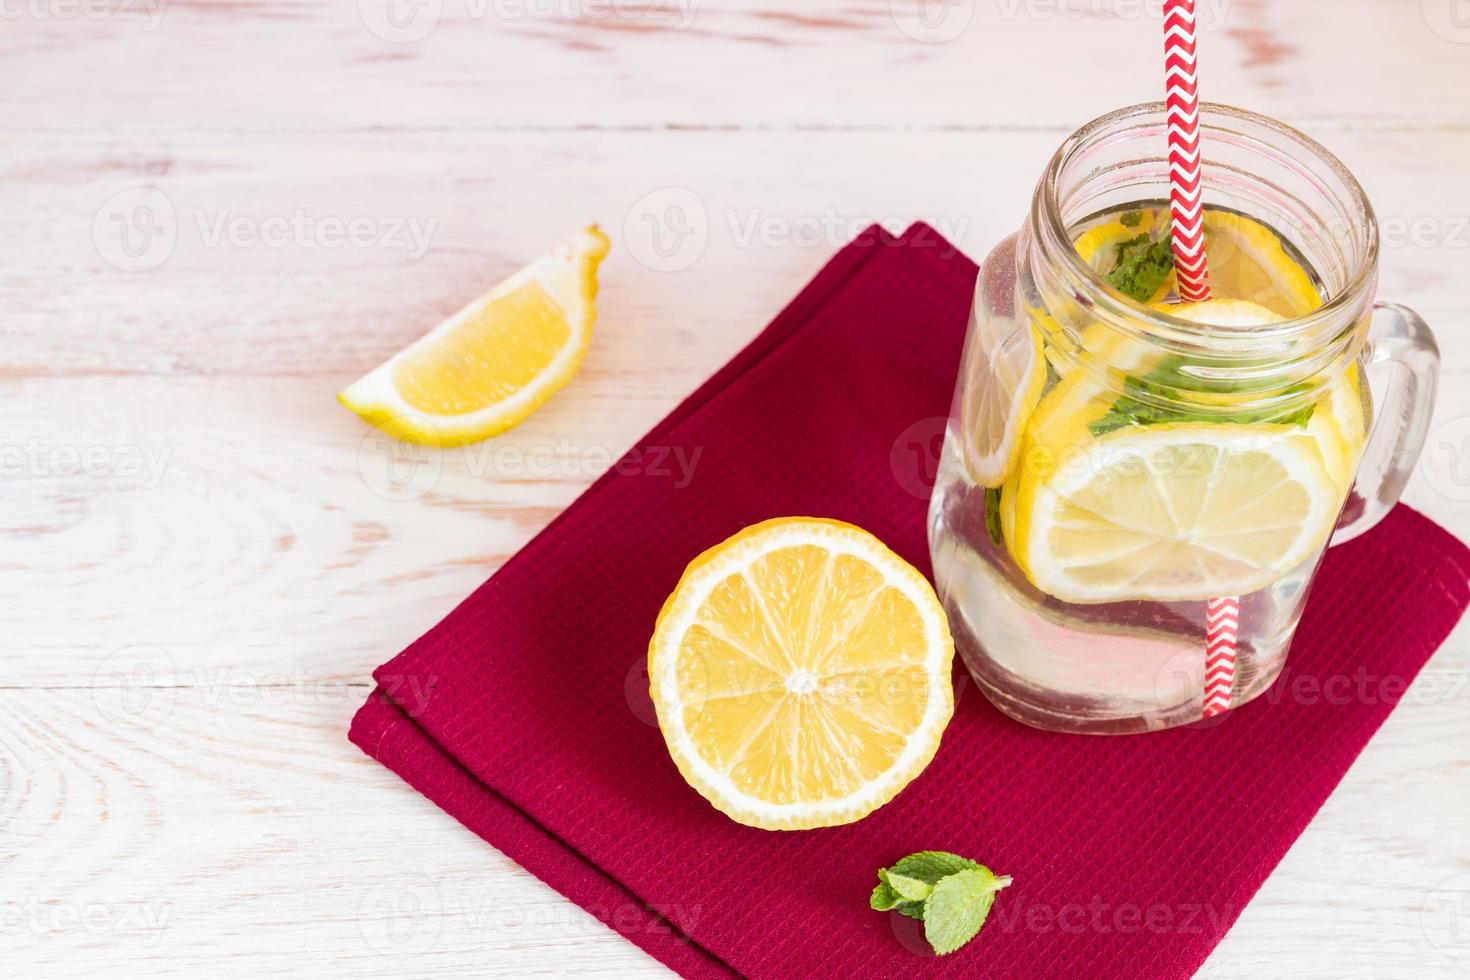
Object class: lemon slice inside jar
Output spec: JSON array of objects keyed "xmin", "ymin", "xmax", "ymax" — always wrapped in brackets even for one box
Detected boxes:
[
  {"xmin": 960, "ymin": 316, "xmax": 1046, "ymax": 488},
  {"xmin": 1003, "ymin": 298, "xmax": 1346, "ymax": 603},
  {"xmin": 1007, "ymin": 420, "xmax": 1340, "ymax": 603}
]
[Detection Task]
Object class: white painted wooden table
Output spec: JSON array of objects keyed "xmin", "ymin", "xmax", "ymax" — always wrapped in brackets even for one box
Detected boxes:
[{"xmin": 6, "ymin": 1, "xmax": 1470, "ymax": 976}]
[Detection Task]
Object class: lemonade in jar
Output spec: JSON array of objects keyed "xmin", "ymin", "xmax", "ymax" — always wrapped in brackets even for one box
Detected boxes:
[{"xmin": 928, "ymin": 104, "xmax": 1439, "ymax": 733}]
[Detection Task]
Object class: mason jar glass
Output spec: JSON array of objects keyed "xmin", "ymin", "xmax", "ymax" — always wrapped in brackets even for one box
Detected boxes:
[{"xmin": 928, "ymin": 102, "xmax": 1439, "ymax": 734}]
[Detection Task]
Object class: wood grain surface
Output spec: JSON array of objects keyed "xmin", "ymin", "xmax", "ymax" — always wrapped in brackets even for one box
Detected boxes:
[{"xmin": 6, "ymin": 1, "xmax": 1470, "ymax": 976}]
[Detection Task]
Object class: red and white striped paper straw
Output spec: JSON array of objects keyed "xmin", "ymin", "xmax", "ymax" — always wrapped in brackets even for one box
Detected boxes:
[
  {"xmin": 1204, "ymin": 597, "xmax": 1239, "ymax": 716},
  {"xmin": 1163, "ymin": 0, "xmax": 1211, "ymax": 302},
  {"xmin": 1163, "ymin": 0, "xmax": 1238, "ymax": 717}
]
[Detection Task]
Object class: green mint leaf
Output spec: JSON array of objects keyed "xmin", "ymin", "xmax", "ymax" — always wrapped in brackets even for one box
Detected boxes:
[
  {"xmin": 1103, "ymin": 232, "xmax": 1176, "ymax": 303},
  {"xmin": 921, "ymin": 868, "xmax": 1012, "ymax": 956},
  {"xmin": 983, "ymin": 487, "xmax": 1004, "ymax": 547},
  {"xmin": 887, "ymin": 851, "xmax": 982, "ymax": 885},
  {"xmin": 1120, "ymin": 210, "xmax": 1143, "ymax": 228},
  {"xmin": 873, "ymin": 852, "xmax": 1013, "ymax": 956},
  {"xmin": 879, "ymin": 870, "xmax": 935, "ymax": 903},
  {"xmin": 870, "ymin": 880, "xmax": 903, "ymax": 911},
  {"xmin": 1086, "ymin": 358, "xmax": 1318, "ymax": 437}
]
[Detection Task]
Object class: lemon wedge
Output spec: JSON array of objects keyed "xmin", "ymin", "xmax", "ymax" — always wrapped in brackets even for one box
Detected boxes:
[
  {"xmin": 339, "ymin": 226, "xmax": 610, "ymax": 446},
  {"xmin": 648, "ymin": 518, "xmax": 954, "ymax": 830}
]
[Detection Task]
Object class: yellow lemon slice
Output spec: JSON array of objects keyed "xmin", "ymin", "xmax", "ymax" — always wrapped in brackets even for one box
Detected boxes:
[
  {"xmin": 1156, "ymin": 211, "xmax": 1321, "ymax": 316},
  {"xmin": 1157, "ymin": 297, "xmax": 1285, "ymax": 328},
  {"xmin": 960, "ymin": 316, "xmax": 1046, "ymax": 487},
  {"xmin": 1009, "ymin": 422, "xmax": 1339, "ymax": 603},
  {"xmin": 1155, "ymin": 299, "xmax": 1366, "ymax": 497},
  {"xmin": 1073, "ymin": 208, "xmax": 1173, "ymax": 305},
  {"xmin": 648, "ymin": 518, "xmax": 954, "ymax": 830},
  {"xmin": 1306, "ymin": 365, "xmax": 1371, "ymax": 498},
  {"xmin": 339, "ymin": 226, "xmax": 610, "ymax": 446}
]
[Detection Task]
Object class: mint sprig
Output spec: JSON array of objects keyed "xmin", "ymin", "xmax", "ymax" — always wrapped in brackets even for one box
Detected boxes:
[
  {"xmin": 871, "ymin": 851, "xmax": 1012, "ymax": 956},
  {"xmin": 1103, "ymin": 232, "xmax": 1175, "ymax": 303},
  {"xmin": 1088, "ymin": 357, "xmax": 1316, "ymax": 437}
]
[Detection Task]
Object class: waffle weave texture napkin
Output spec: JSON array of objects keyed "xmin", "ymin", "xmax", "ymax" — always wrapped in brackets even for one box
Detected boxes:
[{"xmin": 350, "ymin": 223, "xmax": 1470, "ymax": 979}]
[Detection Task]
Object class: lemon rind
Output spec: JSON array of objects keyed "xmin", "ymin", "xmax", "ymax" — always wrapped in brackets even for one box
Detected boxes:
[
  {"xmin": 648, "ymin": 517, "xmax": 954, "ymax": 831},
  {"xmin": 338, "ymin": 226, "xmax": 610, "ymax": 447}
]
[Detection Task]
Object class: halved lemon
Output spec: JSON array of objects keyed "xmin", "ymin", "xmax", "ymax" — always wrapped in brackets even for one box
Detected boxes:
[
  {"xmin": 1009, "ymin": 422, "xmax": 1340, "ymax": 603},
  {"xmin": 648, "ymin": 518, "xmax": 954, "ymax": 830},
  {"xmin": 339, "ymin": 226, "xmax": 610, "ymax": 446},
  {"xmin": 959, "ymin": 316, "xmax": 1046, "ymax": 487}
]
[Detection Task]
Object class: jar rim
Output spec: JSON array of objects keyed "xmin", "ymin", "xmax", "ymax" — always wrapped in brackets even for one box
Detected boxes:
[{"xmin": 1034, "ymin": 101, "xmax": 1379, "ymax": 348}]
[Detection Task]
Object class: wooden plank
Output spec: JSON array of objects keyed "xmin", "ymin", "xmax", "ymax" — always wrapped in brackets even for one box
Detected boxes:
[
  {"xmin": 4, "ymin": 127, "xmax": 1470, "ymax": 684},
  {"xmin": 8, "ymin": 3, "xmax": 1470, "ymax": 977},
  {"xmin": 6, "ymin": 128, "xmax": 1470, "ymax": 379},
  {"xmin": 0, "ymin": 689, "xmax": 667, "ymax": 977},
  {"xmin": 2, "ymin": 688, "xmax": 1466, "ymax": 976},
  {"xmin": 2, "ymin": 366, "xmax": 1467, "ymax": 683},
  {"xmin": 6, "ymin": 0, "xmax": 1470, "ymax": 132}
]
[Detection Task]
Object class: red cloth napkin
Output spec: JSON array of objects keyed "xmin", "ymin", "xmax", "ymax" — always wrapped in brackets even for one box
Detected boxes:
[{"xmin": 350, "ymin": 224, "xmax": 1470, "ymax": 979}]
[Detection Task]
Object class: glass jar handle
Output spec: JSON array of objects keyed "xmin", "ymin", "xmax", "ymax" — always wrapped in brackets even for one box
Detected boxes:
[{"xmin": 1331, "ymin": 302, "xmax": 1440, "ymax": 546}]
